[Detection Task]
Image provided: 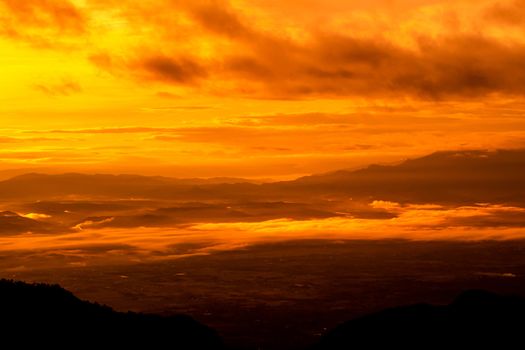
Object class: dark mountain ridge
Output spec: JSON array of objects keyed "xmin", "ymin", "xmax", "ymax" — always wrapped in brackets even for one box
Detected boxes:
[
  {"xmin": 2, "ymin": 279, "xmax": 525, "ymax": 349},
  {"xmin": 0, "ymin": 279, "xmax": 223, "ymax": 349},
  {"xmin": 315, "ymin": 289, "xmax": 525, "ymax": 349},
  {"xmin": 281, "ymin": 149, "xmax": 525, "ymax": 204}
]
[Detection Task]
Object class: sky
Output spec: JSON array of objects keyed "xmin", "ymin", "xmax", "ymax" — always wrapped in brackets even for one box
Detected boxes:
[
  {"xmin": 1, "ymin": 0, "xmax": 525, "ymax": 179},
  {"xmin": 1, "ymin": 0, "xmax": 525, "ymax": 270}
]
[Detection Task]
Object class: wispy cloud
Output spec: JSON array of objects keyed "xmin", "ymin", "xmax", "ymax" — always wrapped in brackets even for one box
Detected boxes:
[{"xmin": 34, "ymin": 78, "xmax": 82, "ymax": 96}]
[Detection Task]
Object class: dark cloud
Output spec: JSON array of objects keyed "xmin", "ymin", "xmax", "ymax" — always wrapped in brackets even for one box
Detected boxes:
[
  {"xmin": 164, "ymin": 241, "xmax": 218, "ymax": 255},
  {"xmin": 115, "ymin": 5, "xmax": 525, "ymax": 99},
  {"xmin": 218, "ymin": 34, "xmax": 525, "ymax": 99},
  {"xmin": 187, "ymin": 0, "xmax": 252, "ymax": 39},
  {"xmin": 16, "ymin": 199, "xmax": 155, "ymax": 216},
  {"xmin": 3, "ymin": 0, "xmax": 525, "ymax": 99},
  {"xmin": 57, "ymin": 201, "xmax": 347, "ymax": 230},
  {"xmin": 441, "ymin": 207, "xmax": 525, "ymax": 228},
  {"xmin": 139, "ymin": 56, "xmax": 207, "ymax": 84}
]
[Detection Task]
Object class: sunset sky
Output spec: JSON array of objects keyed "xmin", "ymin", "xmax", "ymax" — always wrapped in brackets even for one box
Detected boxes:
[
  {"xmin": 3, "ymin": 4, "xmax": 525, "ymax": 348},
  {"xmin": 1, "ymin": 0, "xmax": 525, "ymax": 179}
]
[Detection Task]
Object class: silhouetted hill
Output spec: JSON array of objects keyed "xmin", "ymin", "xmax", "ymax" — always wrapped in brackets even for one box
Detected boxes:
[
  {"xmin": 0, "ymin": 149, "xmax": 524, "ymax": 205},
  {"xmin": 314, "ymin": 289, "xmax": 525, "ymax": 349},
  {"xmin": 0, "ymin": 173, "xmax": 259, "ymax": 200},
  {"xmin": 0, "ymin": 279, "xmax": 223, "ymax": 349},
  {"xmin": 282, "ymin": 149, "xmax": 525, "ymax": 204},
  {"xmin": 2, "ymin": 279, "xmax": 525, "ymax": 349}
]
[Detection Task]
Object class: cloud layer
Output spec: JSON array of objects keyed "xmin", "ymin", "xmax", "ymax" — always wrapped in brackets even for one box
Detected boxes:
[
  {"xmin": 3, "ymin": 0, "xmax": 525, "ymax": 98},
  {"xmin": 1, "ymin": 204, "xmax": 524, "ymax": 270}
]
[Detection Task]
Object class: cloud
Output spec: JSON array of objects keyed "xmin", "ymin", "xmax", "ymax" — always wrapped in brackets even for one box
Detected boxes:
[
  {"xmin": 0, "ymin": 0, "xmax": 86, "ymax": 46},
  {"xmin": 218, "ymin": 34, "xmax": 525, "ymax": 99},
  {"xmin": 438, "ymin": 205, "xmax": 525, "ymax": 228},
  {"xmin": 193, "ymin": 204, "xmax": 525, "ymax": 240},
  {"xmin": 1, "ymin": 203, "xmax": 524, "ymax": 269},
  {"xmin": 186, "ymin": 0, "xmax": 253, "ymax": 39},
  {"xmin": 485, "ymin": 0, "xmax": 525, "ymax": 26},
  {"xmin": 3, "ymin": 0, "xmax": 525, "ymax": 99},
  {"xmin": 0, "ymin": 151, "xmax": 52, "ymax": 159},
  {"xmin": 73, "ymin": 217, "xmax": 114, "ymax": 231},
  {"xmin": 21, "ymin": 213, "xmax": 51, "ymax": 220},
  {"xmin": 0, "ymin": 137, "xmax": 19, "ymax": 143},
  {"xmin": 30, "ymin": 127, "xmax": 181, "ymax": 134},
  {"xmin": 141, "ymin": 105, "xmax": 213, "ymax": 111},
  {"xmin": 34, "ymin": 79, "xmax": 82, "ymax": 96},
  {"xmin": 81, "ymin": 0, "xmax": 525, "ymax": 99},
  {"xmin": 0, "ymin": 136, "xmax": 65, "ymax": 142},
  {"xmin": 138, "ymin": 56, "xmax": 207, "ymax": 84},
  {"xmin": 370, "ymin": 200, "xmax": 402, "ymax": 211}
]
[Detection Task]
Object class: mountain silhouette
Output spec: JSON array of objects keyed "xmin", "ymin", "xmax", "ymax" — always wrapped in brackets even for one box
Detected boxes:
[
  {"xmin": 0, "ymin": 173, "xmax": 260, "ymax": 200},
  {"xmin": 281, "ymin": 149, "xmax": 525, "ymax": 204},
  {"xmin": 314, "ymin": 289, "xmax": 525, "ymax": 349},
  {"xmin": 0, "ymin": 149, "xmax": 523, "ymax": 205},
  {"xmin": 1, "ymin": 149, "xmax": 524, "ymax": 234},
  {"xmin": 0, "ymin": 279, "xmax": 224, "ymax": 349},
  {"xmin": 2, "ymin": 279, "xmax": 525, "ymax": 349}
]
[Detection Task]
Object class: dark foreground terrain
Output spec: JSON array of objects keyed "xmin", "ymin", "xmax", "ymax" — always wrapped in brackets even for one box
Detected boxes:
[
  {"xmin": 2, "ymin": 279, "xmax": 525, "ymax": 349},
  {"xmin": 0, "ymin": 279, "xmax": 223, "ymax": 349},
  {"xmin": 315, "ymin": 289, "xmax": 525, "ymax": 349},
  {"xmin": 4, "ymin": 239, "xmax": 525, "ymax": 349}
]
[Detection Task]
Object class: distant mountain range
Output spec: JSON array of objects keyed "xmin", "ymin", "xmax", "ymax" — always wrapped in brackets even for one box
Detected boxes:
[
  {"xmin": 0, "ymin": 173, "xmax": 261, "ymax": 200},
  {"xmin": 280, "ymin": 149, "xmax": 525, "ymax": 204},
  {"xmin": 0, "ymin": 149, "xmax": 523, "ymax": 205}
]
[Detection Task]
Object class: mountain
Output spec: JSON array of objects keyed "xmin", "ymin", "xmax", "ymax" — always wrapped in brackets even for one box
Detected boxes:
[
  {"xmin": 277, "ymin": 149, "xmax": 525, "ymax": 204},
  {"xmin": 0, "ymin": 279, "xmax": 223, "ymax": 349},
  {"xmin": 314, "ymin": 289, "xmax": 525, "ymax": 349},
  {"xmin": 0, "ymin": 173, "xmax": 260, "ymax": 200},
  {"xmin": 3, "ymin": 278, "xmax": 525, "ymax": 350},
  {"xmin": 0, "ymin": 149, "xmax": 523, "ymax": 204}
]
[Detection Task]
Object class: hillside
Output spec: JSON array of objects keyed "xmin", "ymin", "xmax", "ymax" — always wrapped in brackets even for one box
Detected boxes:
[{"xmin": 0, "ymin": 279, "xmax": 224, "ymax": 349}]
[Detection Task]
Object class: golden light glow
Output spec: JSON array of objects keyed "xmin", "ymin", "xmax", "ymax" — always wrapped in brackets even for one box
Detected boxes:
[
  {"xmin": 1, "ymin": 0, "xmax": 525, "ymax": 179},
  {"xmin": 1, "ymin": 1, "xmax": 525, "ymax": 271},
  {"xmin": 2, "ymin": 5, "xmax": 525, "ymax": 347},
  {"xmin": 0, "ymin": 204, "xmax": 524, "ymax": 270}
]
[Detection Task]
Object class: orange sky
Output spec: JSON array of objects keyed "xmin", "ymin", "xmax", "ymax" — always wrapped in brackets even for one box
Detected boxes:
[{"xmin": 1, "ymin": 0, "xmax": 525, "ymax": 179}]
